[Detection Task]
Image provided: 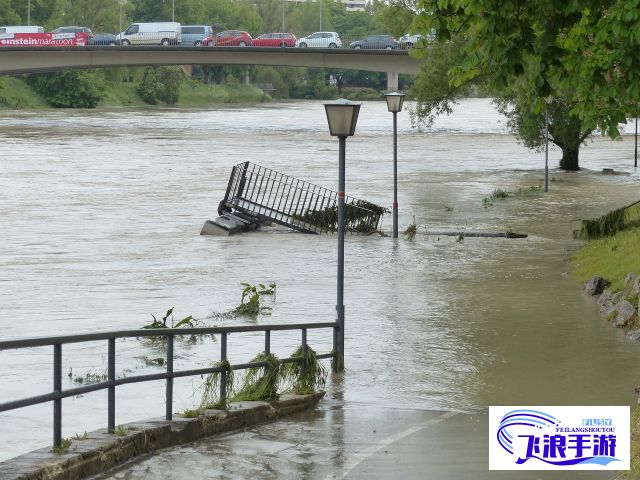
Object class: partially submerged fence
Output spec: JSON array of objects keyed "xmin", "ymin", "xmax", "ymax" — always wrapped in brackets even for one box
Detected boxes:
[
  {"xmin": 220, "ymin": 161, "xmax": 385, "ymax": 234},
  {"xmin": 0, "ymin": 322, "xmax": 336, "ymax": 448},
  {"xmin": 576, "ymin": 199, "xmax": 640, "ymax": 239}
]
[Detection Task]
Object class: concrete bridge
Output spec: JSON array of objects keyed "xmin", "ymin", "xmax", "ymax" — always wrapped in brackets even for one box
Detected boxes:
[{"xmin": 0, "ymin": 46, "xmax": 423, "ymax": 90}]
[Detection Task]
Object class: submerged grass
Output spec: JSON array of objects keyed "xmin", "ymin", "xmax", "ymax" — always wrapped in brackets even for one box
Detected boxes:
[
  {"xmin": 578, "ymin": 201, "xmax": 640, "ymax": 240},
  {"xmin": 198, "ymin": 360, "xmax": 235, "ymax": 411},
  {"xmin": 482, "ymin": 185, "xmax": 542, "ymax": 207},
  {"xmin": 280, "ymin": 346, "xmax": 327, "ymax": 395},
  {"xmin": 233, "ymin": 353, "xmax": 280, "ymax": 402},
  {"xmin": 571, "ymin": 225, "xmax": 640, "ymax": 291}
]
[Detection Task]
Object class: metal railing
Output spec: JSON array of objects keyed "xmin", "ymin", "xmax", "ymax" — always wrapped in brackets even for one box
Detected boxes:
[
  {"xmin": 0, "ymin": 31, "xmax": 425, "ymax": 50},
  {"xmin": 0, "ymin": 322, "xmax": 336, "ymax": 448},
  {"xmin": 221, "ymin": 161, "xmax": 384, "ymax": 234}
]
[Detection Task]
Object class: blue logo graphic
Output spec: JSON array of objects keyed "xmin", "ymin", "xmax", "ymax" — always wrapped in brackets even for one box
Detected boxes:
[{"xmin": 497, "ymin": 409, "xmax": 621, "ymax": 467}]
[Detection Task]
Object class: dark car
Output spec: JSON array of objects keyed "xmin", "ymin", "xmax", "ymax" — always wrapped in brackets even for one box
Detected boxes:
[
  {"xmin": 252, "ymin": 33, "xmax": 296, "ymax": 48},
  {"xmin": 90, "ymin": 33, "xmax": 118, "ymax": 46},
  {"xmin": 51, "ymin": 25, "xmax": 94, "ymax": 43},
  {"xmin": 349, "ymin": 35, "xmax": 398, "ymax": 50},
  {"xmin": 202, "ymin": 30, "xmax": 252, "ymax": 47}
]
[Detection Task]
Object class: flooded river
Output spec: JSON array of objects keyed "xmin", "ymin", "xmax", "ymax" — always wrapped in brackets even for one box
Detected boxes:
[{"xmin": 1, "ymin": 99, "xmax": 640, "ymax": 463}]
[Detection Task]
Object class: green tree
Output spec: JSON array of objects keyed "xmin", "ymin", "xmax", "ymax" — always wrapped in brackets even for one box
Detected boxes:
[
  {"xmin": 9, "ymin": 0, "xmax": 63, "ymax": 28},
  {"xmin": 136, "ymin": 67, "xmax": 163, "ymax": 104},
  {"xmin": 56, "ymin": 0, "xmax": 121, "ymax": 32},
  {"xmin": 415, "ymin": 0, "xmax": 640, "ymax": 136},
  {"xmin": 494, "ymin": 85, "xmax": 593, "ymax": 171},
  {"xmin": 27, "ymin": 70, "xmax": 106, "ymax": 108},
  {"xmin": 371, "ymin": 0, "xmax": 415, "ymax": 38},
  {"xmin": 411, "ymin": 37, "xmax": 590, "ymax": 170},
  {"xmin": 136, "ymin": 66, "xmax": 185, "ymax": 104},
  {"xmin": 0, "ymin": 0, "xmax": 20, "ymax": 25}
]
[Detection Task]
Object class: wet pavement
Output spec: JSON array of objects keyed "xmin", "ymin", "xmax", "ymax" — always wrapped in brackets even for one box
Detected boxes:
[{"xmin": 90, "ymin": 379, "xmax": 615, "ymax": 480}]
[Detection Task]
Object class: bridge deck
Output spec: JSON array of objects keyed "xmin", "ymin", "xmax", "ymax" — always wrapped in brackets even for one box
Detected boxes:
[{"xmin": 0, "ymin": 46, "xmax": 423, "ymax": 75}]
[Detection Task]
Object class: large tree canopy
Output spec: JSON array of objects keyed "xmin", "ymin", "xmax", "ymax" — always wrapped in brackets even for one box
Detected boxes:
[{"xmin": 415, "ymin": 0, "xmax": 640, "ymax": 136}]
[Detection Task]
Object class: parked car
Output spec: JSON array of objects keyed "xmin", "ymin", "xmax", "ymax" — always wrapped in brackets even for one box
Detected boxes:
[
  {"xmin": 117, "ymin": 22, "xmax": 181, "ymax": 46},
  {"xmin": 295, "ymin": 32, "xmax": 341, "ymax": 48},
  {"xmin": 51, "ymin": 25, "xmax": 94, "ymax": 43},
  {"xmin": 252, "ymin": 32, "xmax": 296, "ymax": 48},
  {"xmin": 202, "ymin": 30, "xmax": 252, "ymax": 47},
  {"xmin": 90, "ymin": 33, "xmax": 118, "ymax": 46},
  {"xmin": 398, "ymin": 34, "xmax": 424, "ymax": 49},
  {"xmin": 349, "ymin": 35, "xmax": 398, "ymax": 49},
  {"xmin": 181, "ymin": 25, "xmax": 212, "ymax": 46}
]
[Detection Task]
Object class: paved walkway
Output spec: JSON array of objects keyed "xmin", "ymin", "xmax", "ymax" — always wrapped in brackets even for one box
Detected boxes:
[{"xmin": 90, "ymin": 392, "xmax": 616, "ymax": 479}]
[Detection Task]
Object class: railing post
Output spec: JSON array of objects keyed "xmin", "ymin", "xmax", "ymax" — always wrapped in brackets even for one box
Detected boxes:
[
  {"xmin": 264, "ymin": 330, "xmax": 270, "ymax": 356},
  {"xmin": 166, "ymin": 335, "xmax": 174, "ymax": 421},
  {"xmin": 301, "ymin": 328, "xmax": 307, "ymax": 353},
  {"xmin": 332, "ymin": 324, "xmax": 339, "ymax": 373},
  {"xmin": 53, "ymin": 344, "xmax": 62, "ymax": 448},
  {"xmin": 108, "ymin": 338, "xmax": 115, "ymax": 432},
  {"xmin": 220, "ymin": 332, "xmax": 228, "ymax": 405}
]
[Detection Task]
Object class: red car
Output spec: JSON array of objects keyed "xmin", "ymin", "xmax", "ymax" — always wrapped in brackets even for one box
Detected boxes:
[
  {"xmin": 252, "ymin": 33, "xmax": 296, "ymax": 48},
  {"xmin": 202, "ymin": 30, "xmax": 252, "ymax": 46}
]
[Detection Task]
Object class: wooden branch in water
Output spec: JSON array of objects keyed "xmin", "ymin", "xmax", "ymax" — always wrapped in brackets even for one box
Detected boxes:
[{"xmin": 424, "ymin": 231, "xmax": 528, "ymax": 238}]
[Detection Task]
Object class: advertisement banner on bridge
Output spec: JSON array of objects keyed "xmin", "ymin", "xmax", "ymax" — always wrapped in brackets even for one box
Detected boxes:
[{"xmin": 0, "ymin": 32, "xmax": 88, "ymax": 47}]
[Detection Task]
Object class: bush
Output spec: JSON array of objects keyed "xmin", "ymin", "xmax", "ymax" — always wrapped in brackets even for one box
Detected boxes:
[
  {"xmin": 136, "ymin": 66, "xmax": 185, "ymax": 105},
  {"xmin": 27, "ymin": 70, "xmax": 106, "ymax": 108}
]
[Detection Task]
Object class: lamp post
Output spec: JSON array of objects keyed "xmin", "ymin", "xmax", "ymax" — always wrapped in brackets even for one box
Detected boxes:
[
  {"xmin": 282, "ymin": 0, "xmax": 285, "ymax": 33},
  {"xmin": 385, "ymin": 92, "xmax": 405, "ymax": 238},
  {"xmin": 544, "ymin": 98, "xmax": 551, "ymax": 192},
  {"xmin": 324, "ymin": 99, "xmax": 361, "ymax": 373},
  {"xmin": 634, "ymin": 117, "xmax": 638, "ymax": 169}
]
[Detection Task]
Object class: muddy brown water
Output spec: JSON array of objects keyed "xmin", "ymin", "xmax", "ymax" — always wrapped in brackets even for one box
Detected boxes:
[{"xmin": 1, "ymin": 99, "xmax": 640, "ymax": 463}]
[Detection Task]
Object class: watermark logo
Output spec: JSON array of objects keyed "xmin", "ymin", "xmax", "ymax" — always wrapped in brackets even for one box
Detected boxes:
[{"xmin": 489, "ymin": 406, "xmax": 629, "ymax": 470}]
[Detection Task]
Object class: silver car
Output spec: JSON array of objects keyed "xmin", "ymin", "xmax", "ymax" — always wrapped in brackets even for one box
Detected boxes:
[{"xmin": 295, "ymin": 31, "xmax": 341, "ymax": 48}]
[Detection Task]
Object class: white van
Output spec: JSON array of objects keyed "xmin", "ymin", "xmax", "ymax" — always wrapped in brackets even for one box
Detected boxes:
[
  {"xmin": 117, "ymin": 22, "xmax": 181, "ymax": 46},
  {"xmin": 0, "ymin": 26, "xmax": 45, "ymax": 34}
]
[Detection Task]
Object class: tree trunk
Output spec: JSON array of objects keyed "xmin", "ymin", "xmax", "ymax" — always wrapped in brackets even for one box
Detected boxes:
[{"xmin": 560, "ymin": 145, "xmax": 580, "ymax": 171}]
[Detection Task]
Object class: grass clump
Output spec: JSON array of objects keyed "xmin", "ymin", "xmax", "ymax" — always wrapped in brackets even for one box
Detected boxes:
[
  {"xmin": 281, "ymin": 346, "xmax": 327, "ymax": 395},
  {"xmin": 52, "ymin": 438, "xmax": 72, "ymax": 454},
  {"xmin": 233, "ymin": 353, "xmax": 280, "ymax": 402},
  {"xmin": 198, "ymin": 360, "xmax": 235, "ymax": 411},
  {"xmin": 113, "ymin": 425, "xmax": 136, "ymax": 437},
  {"xmin": 70, "ymin": 370, "xmax": 107, "ymax": 385},
  {"xmin": 234, "ymin": 282, "xmax": 276, "ymax": 316},
  {"xmin": 404, "ymin": 223, "xmax": 417, "ymax": 240},
  {"xmin": 578, "ymin": 201, "xmax": 640, "ymax": 240},
  {"xmin": 571, "ymin": 226, "xmax": 640, "ymax": 291},
  {"xmin": 482, "ymin": 185, "xmax": 542, "ymax": 207}
]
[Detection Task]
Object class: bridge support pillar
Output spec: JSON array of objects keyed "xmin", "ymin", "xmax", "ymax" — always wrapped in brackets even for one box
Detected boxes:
[{"xmin": 386, "ymin": 72, "xmax": 399, "ymax": 92}]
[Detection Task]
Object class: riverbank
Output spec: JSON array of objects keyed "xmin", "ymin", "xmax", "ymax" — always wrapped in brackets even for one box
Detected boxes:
[
  {"xmin": 572, "ymin": 217, "xmax": 640, "ymax": 478},
  {"xmin": 0, "ymin": 76, "xmax": 270, "ymax": 109},
  {"xmin": 572, "ymin": 226, "xmax": 640, "ymax": 291}
]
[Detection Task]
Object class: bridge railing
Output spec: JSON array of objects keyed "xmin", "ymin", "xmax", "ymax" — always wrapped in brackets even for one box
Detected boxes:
[
  {"xmin": 222, "ymin": 161, "xmax": 385, "ymax": 234},
  {"xmin": 0, "ymin": 32, "xmax": 425, "ymax": 50},
  {"xmin": 0, "ymin": 322, "xmax": 336, "ymax": 448}
]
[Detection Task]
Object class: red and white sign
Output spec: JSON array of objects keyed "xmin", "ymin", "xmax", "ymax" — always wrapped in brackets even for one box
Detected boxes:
[{"xmin": 0, "ymin": 32, "xmax": 88, "ymax": 47}]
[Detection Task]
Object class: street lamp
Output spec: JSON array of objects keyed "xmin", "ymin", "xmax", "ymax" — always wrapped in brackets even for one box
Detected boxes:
[
  {"xmin": 385, "ymin": 91, "xmax": 405, "ymax": 238},
  {"xmin": 324, "ymin": 99, "xmax": 361, "ymax": 372},
  {"xmin": 544, "ymin": 97, "xmax": 552, "ymax": 192},
  {"xmin": 634, "ymin": 116, "xmax": 637, "ymax": 168}
]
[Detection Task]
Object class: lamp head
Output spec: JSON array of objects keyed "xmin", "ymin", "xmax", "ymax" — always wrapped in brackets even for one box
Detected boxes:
[
  {"xmin": 385, "ymin": 91, "xmax": 405, "ymax": 113},
  {"xmin": 324, "ymin": 99, "xmax": 361, "ymax": 137}
]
